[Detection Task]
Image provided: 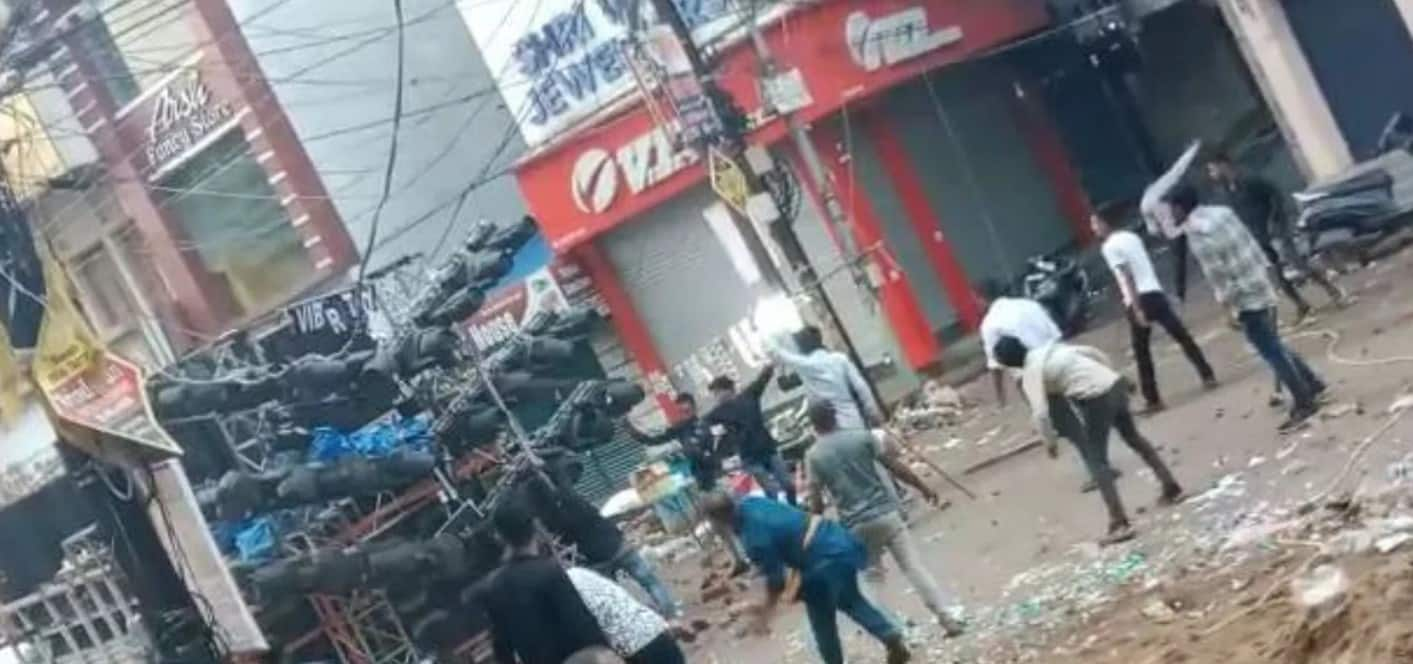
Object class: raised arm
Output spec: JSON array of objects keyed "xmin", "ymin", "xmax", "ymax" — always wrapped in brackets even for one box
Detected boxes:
[
  {"xmin": 1142, "ymin": 142, "xmax": 1202, "ymax": 239},
  {"xmin": 744, "ymin": 364, "xmax": 777, "ymax": 401},
  {"xmin": 766, "ymin": 335, "xmax": 810, "ymax": 369}
]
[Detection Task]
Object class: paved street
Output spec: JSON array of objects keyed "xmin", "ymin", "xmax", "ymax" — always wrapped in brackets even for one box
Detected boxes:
[{"xmin": 667, "ymin": 252, "xmax": 1413, "ymax": 663}]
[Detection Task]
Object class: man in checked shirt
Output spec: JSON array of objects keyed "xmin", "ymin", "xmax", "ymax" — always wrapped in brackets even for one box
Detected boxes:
[{"xmin": 1163, "ymin": 184, "xmax": 1328, "ymax": 431}]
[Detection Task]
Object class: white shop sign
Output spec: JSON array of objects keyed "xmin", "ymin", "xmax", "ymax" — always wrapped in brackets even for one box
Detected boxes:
[{"xmin": 458, "ymin": 0, "xmax": 746, "ymax": 147}]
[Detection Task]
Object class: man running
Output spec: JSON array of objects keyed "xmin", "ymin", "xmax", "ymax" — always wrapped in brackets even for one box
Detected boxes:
[
  {"xmin": 979, "ymin": 291, "xmax": 1063, "ymax": 408},
  {"xmin": 1206, "ymin": 153, "xmax": 1348, "ymax": 322},
  {"xmin": 700, "ymin": 491, "xmax": 911, "ymax": 664},
  {"xmin": 1092, "ymin": 202, "xmax": 1217, "ymax": 412},
  {"xmin": 803, "ymin": 401, "xmax": 964, "ymax": 636},
  {"xmin": 1164, "ymin": 184, "xmax": 1328, "ymax": 430},
  {"xmin": 992, "ymin": 335, "xmax": 1185, "ymax": 544}
]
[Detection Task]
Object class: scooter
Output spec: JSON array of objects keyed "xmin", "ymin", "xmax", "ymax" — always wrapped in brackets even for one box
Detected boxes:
[
  {"xmin": 1291, "ymin": 112, "xmax": 1413, "ymax": 268},
  {"xmin": 1020, "ymin": 253, "xmax": 1092, "ymax": 337},
  {"xmin": 1293, "ymin": 167, "xmax": 1402, "ymax": 269}
]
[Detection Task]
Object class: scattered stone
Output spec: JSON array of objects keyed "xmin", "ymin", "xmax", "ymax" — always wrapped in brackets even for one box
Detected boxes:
[
  {"xmin": 1283, "ymin": 460, "xmax": 1311, "ymax": 477},
  {"xmin": 1290, "ymin": 564, "xmax": 1348, "ymax": 609},
  {"xmin": 701, "ymin": 582, "xmax": 732, "ymax": 604},
  {"xmin": 1321, "ymin": 402, "xmax": 1359, "ymax": 419},
  {"xmin": 1376, "ymin": 532, "xmax": 1413, "ymax": 554},
  {"xmin": 1324, "ymin": 529, "xmax": 1376, "ymax": 555},
  {"xmin": 1140, "ymin": 598, "xmax": 1178, "ymax": 624}
]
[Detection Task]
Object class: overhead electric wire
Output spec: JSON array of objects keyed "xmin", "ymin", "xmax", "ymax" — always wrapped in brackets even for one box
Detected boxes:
[
  {"xmin": 353, "ymin": 0, "xmax": 407, "ymax": 283},
  {"xmin": 2, "ymin": 0, "xmax": 464, "ymax": 99}
]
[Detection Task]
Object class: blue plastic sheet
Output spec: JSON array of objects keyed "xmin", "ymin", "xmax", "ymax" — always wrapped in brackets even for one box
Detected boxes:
[
  {"xmin": 233, "ymin": 518, "xmax": 276, "ymax": 564},
  {"xmin": 309, "ymin": 416, "xmax": 431, "ymax": 461}
]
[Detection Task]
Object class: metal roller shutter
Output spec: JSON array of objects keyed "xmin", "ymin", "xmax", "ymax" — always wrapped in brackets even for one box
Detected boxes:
[{"xmin": 598, "ymin": 184, "xmax": 767, "ymax": 396}]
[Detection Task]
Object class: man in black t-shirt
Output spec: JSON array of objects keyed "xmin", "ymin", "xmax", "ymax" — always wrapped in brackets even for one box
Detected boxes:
[
  {"xmin": 1206, "ymin": 154, "xmax": 1347, "ymax": 323},
  {"xmin": 628, "ymin": 392, "xmax": 722, "ymax": 491},
  {"xmin": 519, "ymin": 476, "xmax": 680, "ymax": 619},
  {"xmin": 704, "ymin": 366, "xmax": 796, "ymax": 506},
  {"xmin": 482, "ymin": 502, "xmax": 607, "ymax": 664}
]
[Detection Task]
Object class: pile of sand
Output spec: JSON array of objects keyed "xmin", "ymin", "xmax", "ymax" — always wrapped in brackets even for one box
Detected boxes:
[{"xmin": 1025, "ymin": 551, "xmax": 1413, "ymax": 664}]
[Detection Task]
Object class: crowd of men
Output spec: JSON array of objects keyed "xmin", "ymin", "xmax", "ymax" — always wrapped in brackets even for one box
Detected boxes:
[{"xmin": 475, "ymin": 148, "xmax": 1351, "ymax": 663}]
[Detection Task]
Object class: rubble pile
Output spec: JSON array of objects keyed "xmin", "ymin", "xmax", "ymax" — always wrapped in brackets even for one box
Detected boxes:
[
  {"xmin": 968, "ymin": 483, "xmax": 1413, "ymax": 663},
  {"xmin": 892, "ymin": 381, "xmax": 976, "ymax": 435}
]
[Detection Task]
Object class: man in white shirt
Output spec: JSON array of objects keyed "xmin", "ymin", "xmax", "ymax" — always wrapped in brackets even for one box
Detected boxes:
[
  {"xmin": 979, "ymin": 292, "xmax": 1097, "ymax": 489},
  {"xmin": 979, "ymin": 294, "xmax": 1063, "ymax": 407},
  {"xmin": 768, "ymin": 325, "xmax": 884, "ymax": 431},
  {"xmin": 992, "ymin": 335, "xmax": 1185, "ymax": 545},
  {"xmin": 1093, "ymin": 202, "xmax": 1216, "ymax": 413}
]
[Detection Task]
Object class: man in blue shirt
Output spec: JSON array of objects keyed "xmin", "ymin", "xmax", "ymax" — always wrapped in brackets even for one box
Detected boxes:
[{"xmin": 700, "ymin": 492, "xmax": 909, "ymax": 664}]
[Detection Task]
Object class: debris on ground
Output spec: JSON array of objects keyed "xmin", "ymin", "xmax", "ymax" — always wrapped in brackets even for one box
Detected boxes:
[
  {"xmin": 1291, "ymin": 565, "xmax": 1349, "ymax": 609},
  {"xmin": 892, "ymin": 381, "xmax": 976, "ymax": 434}
]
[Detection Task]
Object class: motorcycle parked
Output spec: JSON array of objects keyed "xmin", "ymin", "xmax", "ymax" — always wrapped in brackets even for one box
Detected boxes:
[
  {"xmin": 1019, "ymin": 253, "xmax": 1093, "ymax": 337},
  {"xmin": 1293, "ymin": 167, "xmax": 1402, "ymax": 269},
  {"xmin": 1291, "ymin": 111, "xmax": 1413, "ymax": 269}
]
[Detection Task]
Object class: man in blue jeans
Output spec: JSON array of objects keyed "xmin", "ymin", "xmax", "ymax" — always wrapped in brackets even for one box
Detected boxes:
[
  {"xmin": 1164, "ymin": 184, "xmax": 1327, "ymax": 431},
  {"xmin": 706, "ymin": 367, "xmax": 797, "ymax": 505},
  {"xmin": 700, "ymin": 491, "xmax": 910, "ymax": 664},
  {"xmin": 519, "ymin": 475, "xmax": 680, "ymax": 619}
]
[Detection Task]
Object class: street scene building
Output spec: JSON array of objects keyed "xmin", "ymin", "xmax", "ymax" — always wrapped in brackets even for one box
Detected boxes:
[{"xmin": 1, "ymin": 0, "xmax": 1413, "ymax": 662}]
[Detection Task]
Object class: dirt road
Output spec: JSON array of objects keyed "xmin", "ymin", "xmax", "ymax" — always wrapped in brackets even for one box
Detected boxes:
[{"xmin": 664, "ymin": 254, "xmax": 1413, "ymax": 663}]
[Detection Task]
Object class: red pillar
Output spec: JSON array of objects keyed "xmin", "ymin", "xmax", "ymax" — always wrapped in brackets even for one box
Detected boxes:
[
  {"xmin": 1010, "ymin": 81, "xmax": 1094, "ymax": 244},
  {"xmin": 793, "ymin": 124, "xmax": 941, "ymax": 370},
  {"xmin": 573, "ymin": 243, "xmax": 683, "ymax": 420},
  {"xmin": 860, "ymin": 109, "xmax": 983, "ymax": 331}
]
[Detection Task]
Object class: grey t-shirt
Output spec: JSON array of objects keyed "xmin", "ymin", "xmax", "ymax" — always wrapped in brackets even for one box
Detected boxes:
[{"xmin": 806, "ymin": 429, "xmax": 897, "ymax": 528}]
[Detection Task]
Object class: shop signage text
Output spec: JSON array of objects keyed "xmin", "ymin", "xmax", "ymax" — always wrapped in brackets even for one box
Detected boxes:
[
  {"xmin": 459, "ymin": 0, "xmax": 742, "ymax": 146},
  {"xmin": 144, "ymin": 70, "xmax": 233, "ymax": 173},
  {"xmin": 571, "ymin": 125, "xmax": 699, "ymax": 214},
  {"xmin": 516, "ymin": 0, "xmax": 1048, "ymax": 249},
  {"xmin": 464, "ymin": 260, "xmax": 593, "ymax": 351},
  {"xmin": 846, "ymin": 6, "xmax": 964, "ymax": 72}
]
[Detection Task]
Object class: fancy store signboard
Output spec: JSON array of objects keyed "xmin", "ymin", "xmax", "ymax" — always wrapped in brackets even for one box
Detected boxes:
[{"xmin": 116, "ymin": 62, "xmax": 239, "ymax": 181}]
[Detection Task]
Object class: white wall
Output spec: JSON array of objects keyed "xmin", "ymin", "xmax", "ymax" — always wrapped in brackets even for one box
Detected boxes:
[{"xmin": 228, "ymin": 0, "xmax": 532, "ymax": 274}]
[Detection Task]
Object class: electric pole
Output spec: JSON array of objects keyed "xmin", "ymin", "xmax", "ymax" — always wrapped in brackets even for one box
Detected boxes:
[{"xmin": 642, "ymin": 0, "xmax": 886, "ymax": 409}]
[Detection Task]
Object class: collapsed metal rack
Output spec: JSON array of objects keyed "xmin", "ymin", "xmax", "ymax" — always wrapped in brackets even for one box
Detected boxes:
[{"xmin": 277, "ymin": 448, "xmax": 506, "ymax": 664}]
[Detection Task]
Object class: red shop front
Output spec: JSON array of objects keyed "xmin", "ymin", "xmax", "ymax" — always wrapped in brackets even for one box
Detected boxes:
[{"xmin": 514, "ymin": 0, "xmax": 1090, "ymax": 414}]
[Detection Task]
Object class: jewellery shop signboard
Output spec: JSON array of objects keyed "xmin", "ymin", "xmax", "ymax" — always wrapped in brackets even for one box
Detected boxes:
[
  {"xmin": 455, "ymin": 0, "xmax": 794, "ymax": 148},
  {"xmin": 116, "ymin": 61, "xmax": 239, "ymax": 180}
]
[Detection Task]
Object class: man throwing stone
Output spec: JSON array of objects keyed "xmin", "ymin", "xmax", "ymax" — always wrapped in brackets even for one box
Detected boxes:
[{"xmin": 993, "ymin": 335, "xmax": 1185, "ymax": 544}]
